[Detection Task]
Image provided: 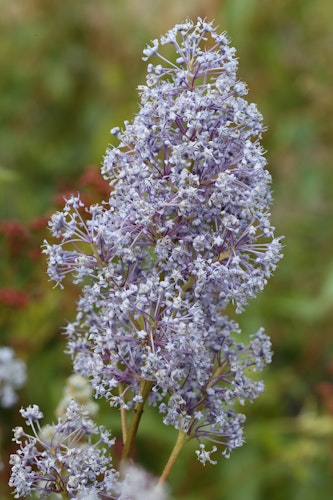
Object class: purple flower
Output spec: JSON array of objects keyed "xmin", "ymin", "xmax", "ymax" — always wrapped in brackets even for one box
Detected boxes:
[
  {"xmin": 43, "ymin": 18, "xmax": 282, "ymax": 462},
  {"xmin": 9, "ymin": 400, "xmax": 118, "ymax": 498}
]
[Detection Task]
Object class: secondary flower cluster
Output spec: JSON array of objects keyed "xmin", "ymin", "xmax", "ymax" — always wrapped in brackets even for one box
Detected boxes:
[
  {"xmin": 9, "ymin": 401, "xmax": 118, "ymax": 499},
  {"xmin": 9, "ymin": 400, "xmax": 169, "ymax": 499},
  {"xmin": 42, "ymin": 17, "xmax": 282, "ymax": 465},
  {"xmin": 0, "ymin": 346, "xmax": 26, "ymax": 408}
]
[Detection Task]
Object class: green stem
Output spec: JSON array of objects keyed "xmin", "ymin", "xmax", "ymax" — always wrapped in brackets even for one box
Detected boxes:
[
  {"xmin": 118, "ymin": 382, "xmax": 128, "ymax": 445},
  {"xmin": 121, "ymin": 380, "xmax": 153, "ymax": 463},
  {"xmin": 120, "ymin": 407, "xmax": 128, "ymax": 445},
  {"xmin": 157, "ymin": 429, "xmax": 190, "ymax": 485}
]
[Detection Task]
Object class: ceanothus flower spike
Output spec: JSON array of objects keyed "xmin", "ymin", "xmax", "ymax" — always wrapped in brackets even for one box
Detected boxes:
[{"xmin": 43, "ymin": 18, "xmax": 282, "ymax": 464}]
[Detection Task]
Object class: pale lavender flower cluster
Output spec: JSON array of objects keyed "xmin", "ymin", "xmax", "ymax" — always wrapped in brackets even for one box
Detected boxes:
[
  {"xmin": 9, "ymin": 400, "xmax": 169, "ymax": 499},
  {"xmin": 118, "ymin": 464, "xmax": 168, "ymax": 500},
  {"xmin": 42, "ymin": 18, "xmax": 282, "ymax": 464},
  {"xmin": 9, "ymin": 401, "xmax": 119, "ymax": 499},
  {"xmin": 0, "ymin": 347, "xmax": 26, "ymax": 408}
]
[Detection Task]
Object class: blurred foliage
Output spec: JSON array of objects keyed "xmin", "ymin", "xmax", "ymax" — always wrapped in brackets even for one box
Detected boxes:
[{"xmin": 1, "ymin": 0, "xmax": 333, "ymax": 498}]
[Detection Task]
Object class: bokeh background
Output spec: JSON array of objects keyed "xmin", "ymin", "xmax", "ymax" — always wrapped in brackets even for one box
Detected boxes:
[{"xmin": 1, "ymin": 0, "xmax": 333, "ymax": 498}]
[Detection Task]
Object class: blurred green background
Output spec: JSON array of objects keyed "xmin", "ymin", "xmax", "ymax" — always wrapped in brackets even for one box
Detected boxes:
[{"xmin": 1, "ymin": 0, "xmax": 333, "ymax": 498}]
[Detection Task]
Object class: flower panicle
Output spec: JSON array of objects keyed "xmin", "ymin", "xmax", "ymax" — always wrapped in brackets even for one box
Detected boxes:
[{"xmin": 37, "ymin": 16, "xmax": 282, "ymax": 478}]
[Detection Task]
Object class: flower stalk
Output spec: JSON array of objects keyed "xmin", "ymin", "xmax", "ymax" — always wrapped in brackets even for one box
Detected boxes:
[
  {"xmin": 121, "ymin": 380, "xmax": 154, "ymax": 463},
  {"xmin": 158, "ymin": 429, "xmax": 191, "ymax": 486}
]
